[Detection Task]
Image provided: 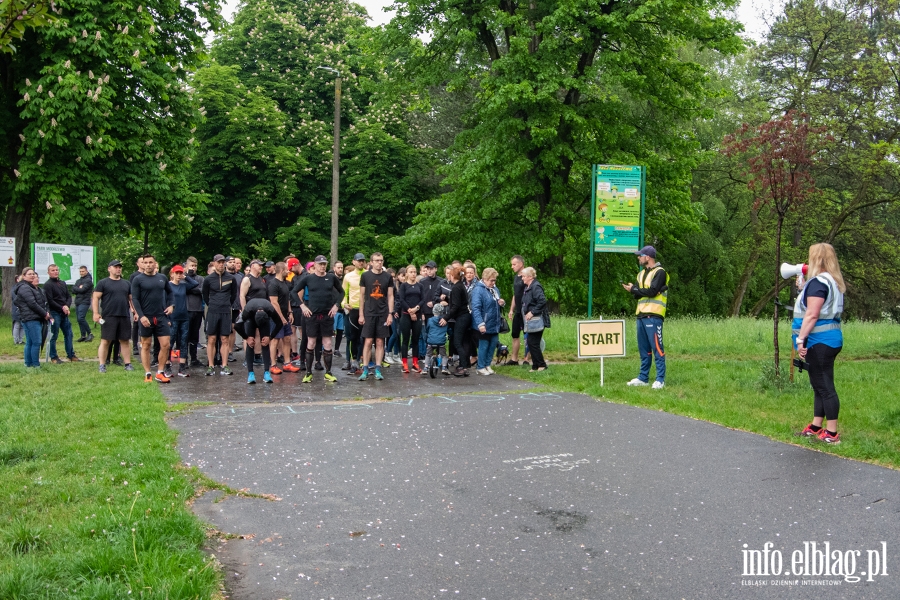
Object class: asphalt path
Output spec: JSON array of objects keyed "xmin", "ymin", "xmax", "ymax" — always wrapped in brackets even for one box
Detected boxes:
[{"xmin": 166, "ymin": 371, "xmax": 900, "ymax": 599}]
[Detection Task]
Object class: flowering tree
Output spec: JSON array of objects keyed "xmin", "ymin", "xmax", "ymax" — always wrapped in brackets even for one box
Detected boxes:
[
  {"xmin": 0, "ymin": 0, "xmax": 221, "ymax": 313},
  {"xmin": 723, "ymin": 110, "xmax": 829, "ymax": 376},
  {"xmin": 0, "ymin": 0, "xmax": 57, "ymax": 53}
]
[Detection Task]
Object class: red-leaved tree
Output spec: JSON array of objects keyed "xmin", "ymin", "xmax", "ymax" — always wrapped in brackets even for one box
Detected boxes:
[{"xmin": 723, "ymin": 111, "xmax": 830, "ymax": 378}]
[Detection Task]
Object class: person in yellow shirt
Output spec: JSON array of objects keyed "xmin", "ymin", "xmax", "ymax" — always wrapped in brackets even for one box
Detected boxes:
[
  {"xmin": 621, "ymin": 246, "xmax": 669, "ymax": 389},
  {"xmin": 341, "ymin": 253, "xmax": 367, "ymax": 373}
]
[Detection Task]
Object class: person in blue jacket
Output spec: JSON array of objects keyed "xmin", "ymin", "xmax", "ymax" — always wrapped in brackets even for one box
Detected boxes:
[
  {"xmin": 470, "ymin": 267, "xmax": 505, "ymax": 375},
  {"xmin": 166, "ymin": 264, "xmax": 200, "ymax": 377},
  {"xmin": 424, "ymin": 302, "xmax": 450, "ymax": 375}
]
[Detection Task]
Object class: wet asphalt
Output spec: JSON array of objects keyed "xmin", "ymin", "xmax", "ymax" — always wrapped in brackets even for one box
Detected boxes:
[{"xmin": 165, "ymin": 368, "xmax": 900, "ymax": 599}]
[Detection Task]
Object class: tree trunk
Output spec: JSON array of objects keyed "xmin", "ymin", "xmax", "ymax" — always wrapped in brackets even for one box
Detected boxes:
[
  {"xmin": 729, "ymin": 208, "xmax": 763, "ymax": 316},
  {"xmin": 1, "ymin": 199, "xmax": 34, "ymax": 315},
  {"xmin": 773, "ymin": 216, "xmax": 783, "ymax": 379}
]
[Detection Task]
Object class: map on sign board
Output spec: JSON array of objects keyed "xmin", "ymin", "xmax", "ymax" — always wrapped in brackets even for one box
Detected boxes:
[
  {"xmin": 593, "ymin": 165, "xmax": 644, "ymax": 253},
  {"xmin": 31, "ymin": 243, "xmax": 96, "ymax": 285}
]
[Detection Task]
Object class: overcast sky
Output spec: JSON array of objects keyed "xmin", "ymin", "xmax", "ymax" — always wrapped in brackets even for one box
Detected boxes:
[{"xmin": 219, "ymin": 0, "xmax": 780, "ymax": 40}]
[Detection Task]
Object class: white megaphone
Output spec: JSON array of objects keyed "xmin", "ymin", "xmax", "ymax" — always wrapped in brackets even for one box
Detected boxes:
[{"xmin": 780, "ymin": 263, "xmax": 808, "ymax": 279}]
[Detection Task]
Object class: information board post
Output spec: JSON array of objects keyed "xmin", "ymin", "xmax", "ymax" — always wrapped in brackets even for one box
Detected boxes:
[
  {"xmin": 577, "ymin": 319, "xmax": 626, "ymax": 387},
  {"xmin": 588, "ymin": 165, "xmax": 646, "ymax": 319}
]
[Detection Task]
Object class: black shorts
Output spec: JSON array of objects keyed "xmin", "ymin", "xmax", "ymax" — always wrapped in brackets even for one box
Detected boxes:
[
  {"xmin": 511, "ymin": 313, "xmax": 524, "ymax": 339},
  {"xmin": 138, "ymin": 314, "xmax": 171, "ymax": 338},
  {"xmin": 304, "ymin": 313, "xmax": 335, "ymax": 339},
  {"xmin": 101, "ymin": 316, "xmax": 131, "ymax": 342},
  {"xmin": 206, "ymin": 311, "xmax": 233, "ymax": 337},
  {"xmin": 361, "ymin": 314, "xmax": 391, "ymax": 340}
]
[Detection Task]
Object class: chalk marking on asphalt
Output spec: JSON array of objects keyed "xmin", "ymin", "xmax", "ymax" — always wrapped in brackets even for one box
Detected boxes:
[{"xmin": 502, "ymin": 453, "xmax": 590, "ymax": 472}]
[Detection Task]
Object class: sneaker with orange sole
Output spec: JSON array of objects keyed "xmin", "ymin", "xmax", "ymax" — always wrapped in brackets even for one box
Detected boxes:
[
  {"xmin": 155, "ymin": 372, "xmax": 171, "ymax": 383},
  {"xmin": 269, "ymin": 366, "xmax": 283, "ymax": 375},
  {"xmin": 816, "ymin": 429, "xmax": 841, "ymax": 445},
  {"xmin": 144, "ymin": 373, "xmax": 153, "ymax": 383},
  {"xmin": 794, "ymin": 423, "xmax": 820, "ymax": 438},
  {"xmin": 282, "ymin": 363, "xmax": 301, "ymax": 373}
]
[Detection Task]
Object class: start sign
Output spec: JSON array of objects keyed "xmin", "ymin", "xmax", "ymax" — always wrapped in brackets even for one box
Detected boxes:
[{"xmin": 577, "ymin": 320, "xmax": 626, "ymax": 358}]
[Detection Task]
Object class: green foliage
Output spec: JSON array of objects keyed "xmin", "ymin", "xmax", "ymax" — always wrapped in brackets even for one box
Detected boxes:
[
  {"xmin": 0, "ymin": 0, "xmax": 57, "ymax": 54},
  {"xmin": 185, "ymin": 0, "xmax": 433, "ymax": 263},
  {"xmin": 384, "ymin": 0, "xmax": 744, "ymax": 312}
]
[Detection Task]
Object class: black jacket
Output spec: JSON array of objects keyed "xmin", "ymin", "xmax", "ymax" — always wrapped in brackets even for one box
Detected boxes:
[
  {"xmin": 521, "ymin": 280, "xmax": 551, "ymax": 329},
  {"xmin": 43, "ymin": 277, "xmax": 72, "ymax": 313},
  {"xmin": 419, "ymin": 275, "xmax": 444, "ymax": 317},
  {"xmin": 202, "ymin": 271, "xmax": 238, "ymax": 313},
  {"xmin": 444, "ymin": 280, "xmax": 470, "ymax": 321},
  {"xmin": 73, "ymin": 274, "xmax": 94, "ymax": 306},
  {"xmin": 186, "ymin": 272, "xmax": 205, "ymax": 312},
  {"xmin": 14, "ymin": 281, "xmax": 49, "ymax": 322}
]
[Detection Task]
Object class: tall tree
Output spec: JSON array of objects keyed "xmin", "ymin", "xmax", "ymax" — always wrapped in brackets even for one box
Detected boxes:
[
  {"xmin": 0, "ymin": 0, "xmax": 221, "ymax": 312},
  {"xmin": 383, "ymin": 0, "xmax": 744, "ymax": 311},
  {"xmin": 186, "ymin": 0, "xmax": 432, "ymax": 262}
]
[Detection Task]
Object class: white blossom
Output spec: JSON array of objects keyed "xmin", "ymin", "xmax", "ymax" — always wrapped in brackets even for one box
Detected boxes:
[
  {"xmin": 88, "ymin": 70, "xmax": 94, "ymax": 79},
  {"xmin": 14, "ymin": 169, "xmax": 21, "ymax": 177},
  {"xmin": 64, "ymin": 60, "xmax": 70, "ymax": 68},
  {"xmin": 39, "ymin": 130, "xmax": 45, "ymax": 137},
  {"xmin": 82, "ymin": 30, "xmax": 88, "ymax": 38},
  {"xmin": 122, "ymin": 25, "xmax": 128, "ymax": 35},
  {"xmin": 37, "ymin": 84, "xmax": 42, "ymax": 93},
  {"xmin": 159, "ymin": 162, "xmax": 167, "ymax": 171},
  {"xmin": 18, "ymin": 134, "xmax": 24, "ymax": 142},
  {"xmin": 95, "ymin": 31, "xmax": 101, "ymax": 40},
  {"xmin": 37, "ymin": 156, "xmax": 43, "ymax": 166},
  {"xmin": 51, "ymin": 118, "xmax": 57, "ymax": 127},
  {"xmin": 26, "ymin": 78, "xmax": 31, "ymax": 86},
  {"xmin": 133, "ymin": 50, "xmax": 140, "ymax": 58},
  {"xmin": 146, "ymin": 139, "xmax": 152, "ymax": 146},
  {"xmin": 86, "ymin": 136, "xmax": 92, "ymax": 144},
  {"xmin": 48, "ymin": 91, "xmax": 54, "ymax": 98},
  {"xmin": 46, "ymin": 201, "xmax": 53, "ymax": 210}
]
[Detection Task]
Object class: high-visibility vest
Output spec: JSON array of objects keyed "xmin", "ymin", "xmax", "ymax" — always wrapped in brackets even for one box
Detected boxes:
[
  {"xmin": 792, "ymin": 273, "xmax": 843, "ymax": 335},
  {"xmin": 635, "ymin": 265, "xmax": 669, "ymax": 317}
]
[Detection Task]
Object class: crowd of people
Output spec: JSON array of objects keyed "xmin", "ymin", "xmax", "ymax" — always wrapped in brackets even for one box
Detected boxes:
[{"xmin": 12, "ymin": 252, "xmax": 552, "ymax": 384}]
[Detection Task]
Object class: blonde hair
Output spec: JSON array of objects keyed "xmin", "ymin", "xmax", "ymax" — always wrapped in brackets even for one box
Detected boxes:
[
  {"xmin": 520, "ymin": 266, "xmax": 536, "ymax": 278},
  {"xmin": 807, "ymin": 243, "xmax": 846, "ymax": 293},
  {"xmin": 481, "ymin": 267, "xmax": 499, "ymax": 281}
]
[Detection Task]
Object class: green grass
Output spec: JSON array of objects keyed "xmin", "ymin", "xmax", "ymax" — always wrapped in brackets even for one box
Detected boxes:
[
  {"xmin": 0, "ymin": 361, "xmax": 221, "ymax": 599},
  {"xmin": 498, "ymin": 316, "xmax": 900, "ymax": 469}
]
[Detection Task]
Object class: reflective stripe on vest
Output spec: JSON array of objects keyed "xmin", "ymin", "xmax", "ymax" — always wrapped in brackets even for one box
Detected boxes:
[
  {"xmin": 635, "ymin": 266, "xmax": 669, "ymax": 318},
  {"xmin": 792, "ymin": 273, "xmax": 844, "ymax": 335}
]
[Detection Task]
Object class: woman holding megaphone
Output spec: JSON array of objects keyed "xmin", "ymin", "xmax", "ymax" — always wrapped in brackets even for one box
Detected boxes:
[{"xmin": 791, "ymin": 243, "xmax": 845, "ymax": 445}]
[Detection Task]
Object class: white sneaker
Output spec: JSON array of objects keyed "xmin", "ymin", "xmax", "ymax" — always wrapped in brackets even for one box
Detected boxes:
[
  {"xmin": 476, "ymin": 368, "xmax": 491, "ymax": 376},
  {"xmin": 627, "ymin": 378, "xmax": 648, "ymax": 386},
  {"xmin": 652, "ymin": 380, "xmax": 665, "ymax": 389},
  {"xmin": 385, "ymin": 355, "xmax": 396, "ymax": 364},
  {"xmin": 486, "ymin": 366, "xmax": 495, "ymax": 374}
]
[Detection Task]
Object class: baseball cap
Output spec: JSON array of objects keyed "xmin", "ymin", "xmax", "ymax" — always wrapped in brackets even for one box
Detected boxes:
[
  {"xmin": 213, "ymin": 254, "xmax": 226, "ymax": 262},
  {"xmin": 635, "ymin": 246, "xmax": 656, "ymax": 258},
  {"xmin": 250, "ymin": 259, "xmax": 263, "ymax": 266},
  {"xmin": 225, "ymin": 255, "xmax": 235, "ymax": 261},
  {"xmin": 425, "ymin": 260, "xmax": 437, "ymax": 268},
  {"xmin": 264, "ymin": 261, "xmax": 274, "ymax": 267},
  {"xmin": 314, "ymin": 255, "xmax": 328, "ymax": 264},
  {"xmin": 286, "ymin": 257, "xmax": 300, "ymax": 269},
  {"xmin": 171, "ymin": 264, "xmax": 185, "ymax": 273},
  {"xmin": 108, "ymin": 259, "xmax": 122, "ymax": 267},
  {"xmin": 353, "ymin": 252, "xmax": 366, "ymax": 261}
]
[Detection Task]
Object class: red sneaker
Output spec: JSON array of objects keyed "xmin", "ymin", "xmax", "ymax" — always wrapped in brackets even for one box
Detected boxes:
[
  {"xmin": 155, "ymin": 372, "xmax": 171, "ymax": 384},
  {"xmin": 282, "ymin": 363, "xmax": 301, "ymax": 373},
  {"xmin": 794, "ymin": 423, "xmax": 819, "ymax": 438},
  {"xmin": 816, "ymin": 429, "xmax": 841, "ymax": 445},
  {"xmin": 269, "ymin": 366, "xmax": 283, "ymax": 375}
]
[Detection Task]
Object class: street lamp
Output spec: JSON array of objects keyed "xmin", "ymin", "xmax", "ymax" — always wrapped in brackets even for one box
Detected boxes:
[{"xmin": 317, "ymin": 66, "xmax": 341, "ymax": 266}]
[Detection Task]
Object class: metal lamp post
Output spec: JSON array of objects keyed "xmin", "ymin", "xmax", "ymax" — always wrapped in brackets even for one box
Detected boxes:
[{"xmin": 318, "ymin": 66, "xmax": 341, "ymax": 265}]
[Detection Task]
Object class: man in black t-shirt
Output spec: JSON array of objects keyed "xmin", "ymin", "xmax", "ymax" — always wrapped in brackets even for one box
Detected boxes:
[
  {"xmin": 267, "ymin": 262, "xmax": 296, "ymax": 374},
  {"xmin": 131, "ymin": 254, "xmax": 174, "ymax": 383},
  {"xmin": 294, "ymin": 255, "xmax": 344, "ymax": 383},
  {"xmin": 92, "ymin": 259, "xmax": 135, "ymax": 372},
  {"xmin": 506, "ymin": 254, "xmax": 526, "ymax": 365},
  {"xmin": 358, "ymin": 252, "xmax": 394, "ymax": 381}
]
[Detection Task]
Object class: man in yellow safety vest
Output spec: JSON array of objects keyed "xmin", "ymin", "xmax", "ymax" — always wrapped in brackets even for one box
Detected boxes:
[{"xmin": 621, "ymin": 245, "xmax": 669, "ymax": 389}]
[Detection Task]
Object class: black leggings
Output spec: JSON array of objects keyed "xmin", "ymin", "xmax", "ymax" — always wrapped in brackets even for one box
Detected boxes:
[
  {"xmin": 807, "ymin": 344, "xmax": 841, "ymax": 421},
  {"xmin": 400, "ymin": 313, "xmax": 421, "ymax": 358},
  {"xmin": 453, "ymin": 313, "xmax": 472, "ymax": 369},
  {"xmin": 347, "ymin": 309, "xmax": 361, "ymax": 361}
]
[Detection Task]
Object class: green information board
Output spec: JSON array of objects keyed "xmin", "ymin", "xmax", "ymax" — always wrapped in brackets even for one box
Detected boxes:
[
  {"xmin": 588, "ymin": 164, "xmax": 646, "ymax": 317},
  {"xmin": 591, "ymin": 165, "xmax": 645, "ymax": 253}
]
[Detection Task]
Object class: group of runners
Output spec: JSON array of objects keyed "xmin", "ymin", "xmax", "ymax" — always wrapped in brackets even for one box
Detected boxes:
[{"xmin": 88, "ymin": 251, "xmax": 549, "ymax": 384}]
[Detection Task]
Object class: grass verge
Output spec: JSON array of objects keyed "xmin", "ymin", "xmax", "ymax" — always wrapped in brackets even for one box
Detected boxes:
[
  {"xmin": 1, "ymin": 313, "xmax": 102, "ymax": 360},
  {"xmin": 497, "ymin": 317, "xmax": 900, "ymax": 470},
  {"xmin": 0, "ymin": 361, "xmax": 221, "ymax": 599}
]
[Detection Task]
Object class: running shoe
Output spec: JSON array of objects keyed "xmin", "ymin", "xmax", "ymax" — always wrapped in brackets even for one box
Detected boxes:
[
  {"xmin": 442, "ymin": 368, "xmax": 451, "ymax": 376},
  {"xmin": 794, "ymin": 423, "xmax": 820, "ymax": 438},
  {"xmin": 358, "ymin": 368, "xmax": 369, "ymax": 381},
  {"xmin": 817, "ymin": 429, "xmax": 841, "ymax": 445},
  {"xmin": 155, "ymin": 372, "xmax": 170, "ymax": 383},
  {"xmin": 144, "ymin": 373, "xmax": 153, "ymax": 383},
  {"xmin": 651, "ymin": 381, "xmax": 665, "ymax": 389},
  {"xmin": 324, "ymin": 372, "xmax": 338, "ymax": 383},
  {"xmin": 263, "ymin": 371, "xmax": 273, "ymax": 383},
  {"xmin": 476, "ymin": 368, "xmax": 490, "ymax": 376},
  {"xmin": 124, "ymin": 363, "xmax": 135, "ymax": 371},
  {"xmin": 247, "ymin": 372, "xmax": 257, "ymax": 384},
  {"xmin": 302, "ymin": 373, "xmax": 313, "ymax": 383},
  {"xmin": 206, "ymin": 366, "xmax": 215, "ymax": 376},
  {"xmin": 333, "ymin": 350, "xmax": 342, "ymax": 358},
  {"xmin": 98, "ymin": 364, "xmax": 107, "ymax": 373},
  {"xmin": 178, "ymin": 365, "xmax": 190, "ymax": 377},
  {"xmin": 381, "ymin": 360, "xmax": 391, "ymax": 368},
  {"xmin": 282, "ymin": 363, "xmax": 301, "ymax": 373},
  {"xmin": 627, "ymin": 378, "xmax": 648, "ymax": 386},
  {"xmin": 221, "ymin": 366, "xmax": 233, "ymax": 376},
  {"xmin": 374, "ymin": 368, "xmax": 384, "ymax": 381},
  {"xmin": 486, "ymin": 366, "xmax": 495, "ymax": 374},
  {"xmin": 164, "ymin": 363, "xmax": 174, "ymax": 378},
  {"xmin": 314, "ymin": 361, "xmax": 324, "ymax": 371},
  {"xmin": 269, "ymin": 366, "xmax": 283, "ymax": 375}
]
